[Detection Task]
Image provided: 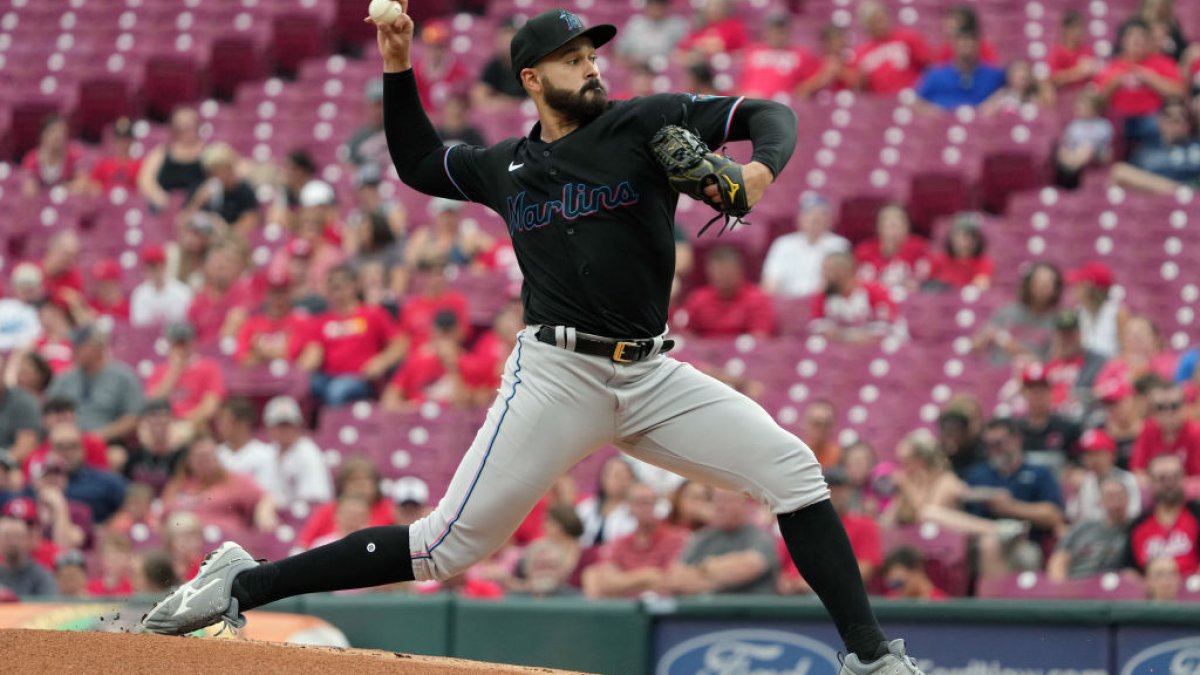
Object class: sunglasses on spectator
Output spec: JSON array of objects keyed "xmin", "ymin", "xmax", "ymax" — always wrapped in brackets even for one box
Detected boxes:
[{"xmin": 1154, "ymin": 401, "xmax": 1184, "ymax": 413}]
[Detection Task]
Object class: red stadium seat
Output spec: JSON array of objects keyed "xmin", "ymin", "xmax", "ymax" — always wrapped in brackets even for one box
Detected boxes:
[
  {"xmin": 271, "ymin": 14, "xmax": 331, "ymax": 78},
  {"xmin": 836, "ymin": 194, "xmax": 889, "ymax": 246},
  {"xmin": 908, "ymin": 172, "xmax": 970, "ymax": 237},
  {"xmin": 141, "ymin": 55, "xmax": 206, "ymax": 122},
  {"xmin": 209, "ymin": 36, "xmax": 266, "ymax": 101},
  {"xmin": 74, "ymin": 78, "xmax": 134, "ymax": 143},
  {"xmin": 980, "ymin": 151, "xmax": 1042, "ymax": 214}
]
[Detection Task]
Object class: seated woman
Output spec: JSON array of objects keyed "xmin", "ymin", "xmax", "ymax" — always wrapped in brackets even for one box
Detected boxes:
[
  {"xmin": 973, "ymin": 261, "xmax": 1063, "ymax": 364},
  {"xmin": 980, "ymin": 59, "xmax": 1054, "ymax": 116},
  {"xmin": 880, "ymin": 430, "xmax": 1023, "ymax": 540},
  {"xmin": 925, "ymin": 213, "xmax": 992, "ymax": 291},
  {"xmin": 137, "ymin": 107, "xmax": 208, "ymax": 211}
]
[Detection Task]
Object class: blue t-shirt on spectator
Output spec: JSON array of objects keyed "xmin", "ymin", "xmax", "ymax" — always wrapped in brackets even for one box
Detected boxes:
[
  {"xmin": 963, "ymin": 461, "xmax": 1063, "ymax": 520},
  {"xmin": 916, "ymin": 64, "xmax": 1007, "ymax": 109},
  {"xmin": 1131, "ymin": 139, "xmax": 1200, "ymax": 185}
]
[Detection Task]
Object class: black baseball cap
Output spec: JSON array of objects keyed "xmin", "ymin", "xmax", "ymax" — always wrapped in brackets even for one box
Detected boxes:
[{"xmin": 509, "ymin": 9, "xmax": 617, "ymax": 84}]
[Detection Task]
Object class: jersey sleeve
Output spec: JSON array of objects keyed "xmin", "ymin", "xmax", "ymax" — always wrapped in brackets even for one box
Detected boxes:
[
  {"xmin": 644, "ymin": 93, "xmax": 747, "ymax": 150},
  {"xmin": 443, "ymin": 142, "xmax": 513, "ymax": 205}
]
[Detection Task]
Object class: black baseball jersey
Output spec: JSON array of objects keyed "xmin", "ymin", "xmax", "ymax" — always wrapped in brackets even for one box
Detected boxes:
[{"xmin": 384, "ymin": 70, "xmax": 796, "ymax": 339}]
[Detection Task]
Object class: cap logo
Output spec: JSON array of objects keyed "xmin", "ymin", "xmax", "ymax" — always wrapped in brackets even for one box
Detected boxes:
[{"xmin": 558, "ymin": 9, "xmax": 583, "ymax": 31}]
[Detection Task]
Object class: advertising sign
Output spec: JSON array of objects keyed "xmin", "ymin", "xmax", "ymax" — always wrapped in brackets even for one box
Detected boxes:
[{"xmin": 654, "ymin": 619, "xmax": 1110, "ymax": 675}]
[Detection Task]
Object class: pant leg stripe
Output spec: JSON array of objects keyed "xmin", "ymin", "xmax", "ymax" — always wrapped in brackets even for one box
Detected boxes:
[{"xmin": 411, "ymin": 333, "xmax": 526, "ymax": 560}]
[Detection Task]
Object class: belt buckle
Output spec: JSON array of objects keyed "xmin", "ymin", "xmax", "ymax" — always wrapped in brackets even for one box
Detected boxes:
[{"xmin": 612, "ymin": 340, "xmax": 639, "ymax": 363}]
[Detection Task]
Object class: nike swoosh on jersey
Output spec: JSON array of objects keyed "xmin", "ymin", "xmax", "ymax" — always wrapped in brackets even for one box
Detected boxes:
[
  {"xmin": 508, "ymin": 162, "xmax": 524, "ymax": 172},
  {"xmin": 173, "ymin": 577, "xmax": 222, "ymax": 617}
]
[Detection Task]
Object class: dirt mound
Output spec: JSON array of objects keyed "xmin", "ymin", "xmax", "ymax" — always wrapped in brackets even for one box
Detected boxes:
[{"xmin": 0, "ymin": 628, "xmax": 589, "ymax": 674}]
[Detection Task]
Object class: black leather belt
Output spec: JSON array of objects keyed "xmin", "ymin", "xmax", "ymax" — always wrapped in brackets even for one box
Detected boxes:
[{"xmin": 534, "ymin": 326, "xmax": 675, "ymax": 363}]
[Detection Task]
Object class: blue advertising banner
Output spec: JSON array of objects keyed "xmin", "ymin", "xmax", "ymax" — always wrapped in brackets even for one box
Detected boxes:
[
  {"xmin": 654, "ymin": 619, "xmax": 1110, "ymax": 675},
  {"xmin": 1115, "ymin": 627, "xmax": 1200, "ymax": 675}
]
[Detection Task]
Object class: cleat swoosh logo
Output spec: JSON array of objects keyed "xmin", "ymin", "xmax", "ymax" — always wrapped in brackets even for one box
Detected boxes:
[{"xmin": 172, "ymin": 577, "xmax": 222, "ymax": 618}]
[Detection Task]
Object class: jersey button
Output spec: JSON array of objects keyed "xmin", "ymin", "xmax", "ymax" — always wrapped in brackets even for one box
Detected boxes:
[
  {"xmin": 581, "ymin": 266, "xmax": 591, "ymax": 276},
  {"xmin": 542, "ymin": 150, "xmax": 550, "ymax": 157},
  {"xmin": 566, "ymin": 227, "xmax": 575, "ymax": 235},
  {"xmin": 550, "ymin": 169, "xmax": 558, "ymax": 176}
]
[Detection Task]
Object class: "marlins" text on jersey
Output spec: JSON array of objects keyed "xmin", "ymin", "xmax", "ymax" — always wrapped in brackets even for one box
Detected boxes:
[{"xmin": 506, "ymin": 181, "xmax": 640, "ymax": 234}]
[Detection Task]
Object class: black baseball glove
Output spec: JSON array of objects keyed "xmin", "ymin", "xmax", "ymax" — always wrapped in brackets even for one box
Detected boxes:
[{"xmin": 649, "ymin": 125, "xmax": 751, "ymax": 236}]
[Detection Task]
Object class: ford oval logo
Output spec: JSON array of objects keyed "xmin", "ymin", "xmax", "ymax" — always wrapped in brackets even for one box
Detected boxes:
[
  {"xmin": 1122, "ymin": 636, "xmax": 1200, "ymax": 675},
  {"xmin": 657, "ymin": 629, "xmax": 841, "ymax": 675}
]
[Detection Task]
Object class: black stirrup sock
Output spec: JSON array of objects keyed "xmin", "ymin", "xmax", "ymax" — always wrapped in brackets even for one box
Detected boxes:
[
  {"xmin": 778, "ymin": 500, "xmax": 888, "ymax": 662},
  {"xmin": 231, "ymin": 525, "xmax": 414, "ymax": 611}
]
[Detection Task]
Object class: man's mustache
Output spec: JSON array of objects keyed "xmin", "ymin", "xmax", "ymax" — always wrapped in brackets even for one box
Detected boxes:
[{"xmin": 581, "ymin": 79, "xmax": 605, "ymax": 94}]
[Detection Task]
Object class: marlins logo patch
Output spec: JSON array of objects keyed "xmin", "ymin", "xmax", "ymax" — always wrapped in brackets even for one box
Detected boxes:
[{"xmin": 558, "ymin": 10, "xmax": 584, "ymax": 31}]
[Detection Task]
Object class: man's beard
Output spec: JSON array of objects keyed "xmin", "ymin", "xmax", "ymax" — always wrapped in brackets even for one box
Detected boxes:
[{"xmin": 543, "ymin": 78, "xmax": 608, "ymax": 126}]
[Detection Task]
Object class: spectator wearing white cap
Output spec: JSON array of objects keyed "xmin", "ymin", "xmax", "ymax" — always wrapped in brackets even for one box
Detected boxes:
[
  {"xmin": 267, "ymin": 180, "xmax": 346, "ymax": 298},
  {"xmin": 405, "ymin": 198, "xmax": 494, "ymax": 271},
  {"xmin": 761, "ymin": 193, "xmax": 850, "ymax": 299},
  {"xmin": 263, "ymin": 396, "xmax": 331, "ymax": 506},
  {"xmin": 392, "ymin": 476, "xmax": 430, "ymax": 525},
  {"xmin": 0, "ymin": 264, "xmax": 45, "ymax": 352},
  {"xmin": 130, "ymin": 245, "xmax": 194, "ymax": 328}
]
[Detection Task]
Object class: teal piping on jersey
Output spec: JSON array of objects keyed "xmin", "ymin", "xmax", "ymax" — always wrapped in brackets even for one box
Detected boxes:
[
  {"xmin": 411, "ymin": 332, "xmax": 526, "ymax": 561},
  {"xmin": 443, "ymin": 145, "xmax": 470, "ymax": 200},
  {"xmin": 721, "ymin": 96, "xmax": 746, "ymax": 145}
]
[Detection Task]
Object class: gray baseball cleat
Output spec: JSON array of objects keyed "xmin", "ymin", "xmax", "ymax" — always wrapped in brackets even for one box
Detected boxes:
[
  {"xmin": 141, "ymin": 541, "xmax": 259, "ymax": 635},
  {"xmin": 839, "ymin": 640, "xmax": 925, "ymax": 675}
]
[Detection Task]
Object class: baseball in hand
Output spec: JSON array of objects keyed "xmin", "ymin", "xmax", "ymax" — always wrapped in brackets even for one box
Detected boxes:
[{"xmin": 368, "ymin": 0, "xmax": 403, "ymax": 25}]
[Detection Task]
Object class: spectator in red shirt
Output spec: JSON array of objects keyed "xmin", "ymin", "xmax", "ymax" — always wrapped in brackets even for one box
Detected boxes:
[
  {"xmin": 581, "ymin": 482, "xmax": 689, "ymax": 598},
  {"xmin": 926, "ymin": 212, "xmax": 992, "ymax": 291},
  {"xmin": 454, "ymin": 298, "xmax": 523, "ymax": 406},
  {"xmin": 381, "ymin": 310, "xmax": 471, "ymax": 411},
  {"xmin": 675, "ymin": 0, "xmax": 748, "ymax": 59},
  {"xmin": 298, "ymin": 456, "xmax": 394, "ymax": 550},
  {"xmin": 855, "ymin": 204, "xmax": 929, "ymax": 291},
  {"xmin": 144, "ymin": 321, "xmax": 226, "ymax": 435},
  {"xmin": 810, "ymin": 252, "xmax": 901, "ymax": 343},
  {"xmin": 679, "ymin": 246, "xmax": 776, "ymax": 337},
  {"xmin": 86, "ymin": 531, "xmax": 134, "ymax": 597},
  {"xmin": 1094, "ymin": 19, "xmax": 1185, "ymax": 143},
  {"xmin": 933, "ymin": 5, "xmax": 999, "ymax": 64},
  {"xmin": 38, "ymin": 231, "xmax": 85, "ymax": 317},
  {"xmin": 1131, "ymin": 382, "xmax": 1200, "ymax": 481},
  {"xmin": 1044, "ymin": 310, "xmax": 1106, "ymax": 413},
  {"xmin": 299, "ymin": 265, "xmax": 408, "ymax": 406},
  {"xmin": 88, "ymin": 260, "xmax": 130, "ymax": 322},
  {"xmin": 83, "ymin": 117, "xmax": 141, "ymax": 196},
  {"xmin": 797, "ymin": 23, "xmax": 856, "ymax": 97},
  {"xmin": 1095, "ymin": 316, "xmax": 1179, "ymax": 389},
  {"xmin": 739, "ymin": 13, "xmax": 819, "ymax": 99},
  {"xmin": 399, "ymin": 264, "xmax": 469, "ymax": 349},
  {"xmin": 235, "ymin": 270, "xmax": 312, "ymax": 366},
  {"xmin": 1124, "ymin": 454, "xmax": 1200, "ymax": 575},
  {"xmin": 186, "ymin": 239, "xmax": 257, "ymax": 345},
  {"xmin": 778, "ymin": 467, "xmax": 881, "ymax": 594},
  {"xmin": 849, "ymin": 0, "xmax": 933, "ymax": 94},
  {"xmin": 414, "ymin": 20, "xmax": 473, "ymax": 110},
  {"xmin": 1048, "ymin": 10, "xmax": 1100, "ymax": 89},
  {"xmin": 23, "ymin": 397, "xmax": 110, "ymax": 480},
  {"xmin": 880, "ymin": 546, "xmax": 949, "ymax": 599},
  {"xmin": 33, "ymin": 302, "xmax": 74, "ymax": 375},
  {"xmin": 20, "ymin": 115, "xmax": 85, "ymax": 197}
]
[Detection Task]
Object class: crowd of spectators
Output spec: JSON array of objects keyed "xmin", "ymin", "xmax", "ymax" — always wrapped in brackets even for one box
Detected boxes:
[{"xmin": 2, "ymin": 0, "xmax": 1200, "ymax": 604}]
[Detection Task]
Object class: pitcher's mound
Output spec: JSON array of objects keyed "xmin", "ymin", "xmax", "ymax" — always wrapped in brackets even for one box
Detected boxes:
[{"xmin": 0, "ymin": 628, "xmax": 590, "ymax": 674}]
